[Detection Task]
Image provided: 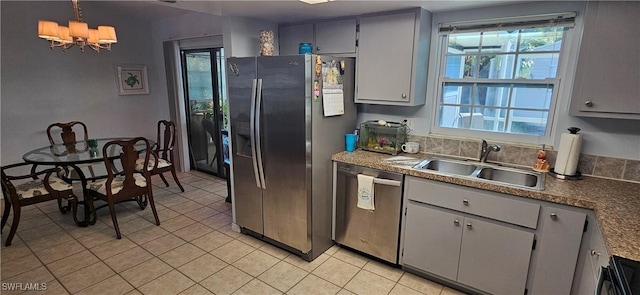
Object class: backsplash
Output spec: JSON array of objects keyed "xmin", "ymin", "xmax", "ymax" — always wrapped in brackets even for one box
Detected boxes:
[{"xmin": 408, "ymin": 135, "xmax": 640, "ymax": 183}]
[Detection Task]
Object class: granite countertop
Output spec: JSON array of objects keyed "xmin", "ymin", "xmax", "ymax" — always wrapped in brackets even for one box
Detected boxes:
[{"xmin": 332, "ymin": 150, "xmax": 640, "ymax": 262}]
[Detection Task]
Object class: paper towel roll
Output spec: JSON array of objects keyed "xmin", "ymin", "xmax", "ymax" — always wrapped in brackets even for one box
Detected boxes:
[{"xmin": 554, "ymin": 133, "xmax": 582, "ymax": 176}]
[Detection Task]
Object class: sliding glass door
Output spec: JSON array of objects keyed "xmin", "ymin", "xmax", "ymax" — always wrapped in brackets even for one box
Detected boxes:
[{"xmin": 181, "ymin": 48, "xmax": 228, "ymax": 177}]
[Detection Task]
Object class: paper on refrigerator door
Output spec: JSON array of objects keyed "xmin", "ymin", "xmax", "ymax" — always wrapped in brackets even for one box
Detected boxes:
[
  {"xmin": 322, "ymin": 88, "xmax": 344, "ymax": 116},
  {"xmin": 322, "ymin": 60, "xmax": 345, "ymax": 117}
]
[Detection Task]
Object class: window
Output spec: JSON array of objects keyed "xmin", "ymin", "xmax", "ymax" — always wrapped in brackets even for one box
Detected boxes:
[{"xmin": 433, "ymin": 13, "xmax": 575, "ymax": 142}]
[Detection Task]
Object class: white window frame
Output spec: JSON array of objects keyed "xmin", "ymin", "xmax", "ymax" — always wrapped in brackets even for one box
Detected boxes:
[{"xmin": 430, "ymin": 13, "xmax": 575, "ymax": 146}]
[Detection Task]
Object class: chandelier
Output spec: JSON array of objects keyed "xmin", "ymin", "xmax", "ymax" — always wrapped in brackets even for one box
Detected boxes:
[{"xmin": 37, "ymin": 0, "xmax": 117, "ymax": 52}]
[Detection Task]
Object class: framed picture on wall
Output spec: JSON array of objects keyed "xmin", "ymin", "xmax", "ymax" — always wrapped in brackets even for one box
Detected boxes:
[{"xmin": 115, "ymin": 64, "xmax": 149, "ymax": 95}]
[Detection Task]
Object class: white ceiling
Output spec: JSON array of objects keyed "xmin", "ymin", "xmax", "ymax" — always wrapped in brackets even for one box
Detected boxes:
[{"xmin": 105, "ymin": 0, "xmax": 527, "ymax": 24}]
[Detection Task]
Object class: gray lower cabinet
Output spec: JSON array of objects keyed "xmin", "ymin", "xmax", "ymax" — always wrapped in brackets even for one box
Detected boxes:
[
  {"xmin": 571, "ymin": 212, "xmax": 608, "ymax": 295},
  {"xmin": 402, "ymin": 176, "xmax": 590, "ymax": 295},
  {"xmin": 355, "ymin": 9, "xmax": 431, "ymax": 106},
  {"xmin": 402, "ymin": 176, "xmax": 537, "ymax": 295},
  {"xmin": 529, "ymin": 206, "xmax": 586, "ymax": 295},
  {"xmin": 403, "ymin": 201, "xmax": 534, "ymax": 295},
  {"xmin": 457, "ymin": 216, "xmax": 534, "ymax": 295},
  {"xmin": 403, "ymin": 203, "xmax": 463, "ymax": 281}
]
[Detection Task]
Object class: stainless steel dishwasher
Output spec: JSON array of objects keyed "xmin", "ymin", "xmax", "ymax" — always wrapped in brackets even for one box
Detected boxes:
[{"xmin": 333, "ymin": 162, "xmax": 404, "ymax": 264}]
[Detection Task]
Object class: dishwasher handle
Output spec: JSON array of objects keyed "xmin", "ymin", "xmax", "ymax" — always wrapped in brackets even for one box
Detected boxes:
[
  {"xmin": 338, "ymin": 168, "xmax": 402, "ymax": 187},
  {"xmin": 373, "ymin": 178, "xmax": 402, "ymax": 187}
]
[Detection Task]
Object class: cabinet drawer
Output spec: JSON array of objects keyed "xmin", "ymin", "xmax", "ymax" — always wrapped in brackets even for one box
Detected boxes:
[{"xmin": 406, "ymin": 177, "xmax": 540, "ymax": 229}]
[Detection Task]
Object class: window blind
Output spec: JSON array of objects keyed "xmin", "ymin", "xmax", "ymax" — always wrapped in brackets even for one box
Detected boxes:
[{"xmin": 438, "ymin": 12, "xmax": 576, "ymax": 35}]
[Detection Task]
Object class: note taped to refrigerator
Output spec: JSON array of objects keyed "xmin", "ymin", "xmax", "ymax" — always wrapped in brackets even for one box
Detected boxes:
[{"xmin": 322, "ymin": 60, "xmax": 344, "ymax": 117}]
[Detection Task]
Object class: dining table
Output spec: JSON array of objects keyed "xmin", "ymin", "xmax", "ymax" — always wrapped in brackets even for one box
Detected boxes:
[{"xmin": 22, "ymin": 138, "xmax": 153, "ymax": 227}]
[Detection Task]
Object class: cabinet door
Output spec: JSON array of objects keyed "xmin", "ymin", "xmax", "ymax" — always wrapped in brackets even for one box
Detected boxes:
[
  {"xmin": 570, "ymin": 1, "xmax": 640, "ymax": 118},
  {"xmin": 357, "ymin": 12, "xmax": 415, "ymax": 103},
  {"xmin": 530, "ymin": 207, "xmax": 586, "ymax": 295},
  {"xmin": 571, "ymin": 213, "xmax": 609, "ymax": 295},
  {"xmin": 457, "ymin": 217, "xmax": 534, "ymax": 295},
  {"xmin": 279, "ymin": 23, "xmax": 314, "ymax": 55},
  {"xmin": 402, "ymin": 202, "xmax": 463, "ymax": 281},
  {"xmin": 315, "ymin": 19, "xmax": 357, "ymax": 54}
]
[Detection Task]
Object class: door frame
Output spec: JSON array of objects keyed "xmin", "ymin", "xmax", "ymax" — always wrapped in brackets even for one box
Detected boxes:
[{"xmin": 180, "ymin": 48, "xmax": 226, "ymax": 177}]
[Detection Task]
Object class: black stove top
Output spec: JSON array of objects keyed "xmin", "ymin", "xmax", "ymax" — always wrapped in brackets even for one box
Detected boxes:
[{"xmin": 611, "ymin": 255, "xmax": 640, "ymax": 295}]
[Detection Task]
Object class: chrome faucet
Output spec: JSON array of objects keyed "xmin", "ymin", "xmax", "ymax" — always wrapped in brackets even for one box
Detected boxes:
[{"xmin": 480, "ymin": 140, "xmax": 501, "ymax": 163}]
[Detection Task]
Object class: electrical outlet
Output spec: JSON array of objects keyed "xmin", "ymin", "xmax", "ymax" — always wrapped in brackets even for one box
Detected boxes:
[{"xmin": 404, "ymin": 118, "xmax": 414, "ymax": 129}]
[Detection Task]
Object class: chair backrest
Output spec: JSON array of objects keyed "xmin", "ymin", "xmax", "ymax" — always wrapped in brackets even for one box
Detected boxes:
[
  {"xmin": 47, "ymin": 121, "xmax": 89, "ymax": 146},
  {"xmin": 0, "ymin": 164, "xmax": 20, "ymax": 199},
  {"xmin": 1, "ymin": 163, "xmax": 53, "ymax": 202},
  {"xmin": 156, "ymin": 120, "xmax": 177, "ymax": 161},
  {"xmin": 202, "ymin": 118, "xmax": 217, "ymax": 145},
  {"xmin": 101, "ymin": 137, "xmax": 151, "ymax": 197}
]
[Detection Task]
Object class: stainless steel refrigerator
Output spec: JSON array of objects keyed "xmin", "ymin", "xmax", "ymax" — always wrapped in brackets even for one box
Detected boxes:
[{"xmin": 227, "ymin": 55, "xmax": 356, "ymax": 261}]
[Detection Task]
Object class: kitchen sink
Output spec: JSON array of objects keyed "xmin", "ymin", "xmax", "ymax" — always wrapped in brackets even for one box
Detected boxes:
[
  {"xmin": 413, "ymin": 158, "xmax": 544, "ymax": 190},
  {"xmin": 476, "ymin": 167, "xmax": 540, "ymax": 188},
  {"xmin": 414, "ymin": 159, "xmax": 477, "ymax": 176}
]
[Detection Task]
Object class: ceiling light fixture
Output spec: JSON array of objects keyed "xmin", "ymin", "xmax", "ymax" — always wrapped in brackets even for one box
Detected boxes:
[
  {"xmin": 299, "ymin": 0, "xmax": 335, "ymax": 4},
  {"xmin": 37, "ymin": 0, "xmax": 117, "ymax": 52}
]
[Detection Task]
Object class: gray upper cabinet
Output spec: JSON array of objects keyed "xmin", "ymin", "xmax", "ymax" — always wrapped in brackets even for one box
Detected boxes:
[
  {"xmin": 278, "ymin": 23, "xmax": 314, "ymax": 56},
  {"xmin": 570, "ymin": 1, "xmax": 640, "ymax": 119},
  {"xmin": 314, "ymin": 19, "xmax": 357, "ymax": 54},
  {"xmin": 278, "ymin": 19, "xmax": 356, "ymax": 56},
  {"xmin": 355, "ymin": 9, "xmax": 431, "ymax": 106}
]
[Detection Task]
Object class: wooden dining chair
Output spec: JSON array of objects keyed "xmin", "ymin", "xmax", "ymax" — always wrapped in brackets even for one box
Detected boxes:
[
  {"xmin": 1, "ymin": 163, "xmax": 78, "ymax": 246},
  {"xmin": 86, "ymin": 137, "xmax": 160, "ymax": 239},
  {"xmin": 202, "ymin": 118, "xmax": 219, "ymax": 168},
  {"xmin": 47, "ymin": 121, "xmax": 89, "ymax": 150},
  {"xmin": 135, "ymin": 120, "xmax": 184, "ymax": 192},
  {"xmin": 46, "ymin": 121, "xmax": 95, "ymax": 179}
]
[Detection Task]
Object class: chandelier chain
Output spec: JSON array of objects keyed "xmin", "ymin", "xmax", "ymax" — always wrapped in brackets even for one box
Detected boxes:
[{"xmin": 72, "ymin": 0, "xmax": 83, "ymax": 22}]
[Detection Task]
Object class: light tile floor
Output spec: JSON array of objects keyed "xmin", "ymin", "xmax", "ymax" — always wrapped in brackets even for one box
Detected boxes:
[{"xmin": 1, "ymin": 170, "xmax": 467, "ymax": 295}]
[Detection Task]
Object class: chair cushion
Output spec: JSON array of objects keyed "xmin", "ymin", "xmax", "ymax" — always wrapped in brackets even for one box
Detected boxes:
[
  {"xmin": 135, "ymin": 158, "xmax": 171, "ymax": 171},
  {"xmin": 14, "ymin": 176, "xmax": 72, "ymax": 200},
  {"xmin": 87, "ymin": 174, "xmax": 147, "ymax": 195}
]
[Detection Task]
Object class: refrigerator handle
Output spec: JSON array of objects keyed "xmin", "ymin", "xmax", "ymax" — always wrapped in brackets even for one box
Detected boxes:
[
  {"xmin": 249, "ymin": 78, "xmax": 261, "ymax": 188},
  {"xmin": 255, "ymin": 78, "xmax": 267, "ymax": 189}
]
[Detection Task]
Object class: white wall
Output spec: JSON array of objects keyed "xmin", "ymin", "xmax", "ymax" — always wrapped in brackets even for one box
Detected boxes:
[
  {"xmin": 223, "ymin": 17, "xmax": 279, "ymax": 58},
  {"xmin": 1, "ymin": 1, "xmax": 168, "ymax": 165},
  {"xmin": 357, "ymin": 1, "xmax": 640, "ymax": 160}
]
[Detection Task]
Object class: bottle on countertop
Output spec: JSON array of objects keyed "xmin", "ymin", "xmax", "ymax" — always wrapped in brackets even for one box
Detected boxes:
[{"xmin": 354, "ymin": 128, "xmax": 359, "ymax": 148}]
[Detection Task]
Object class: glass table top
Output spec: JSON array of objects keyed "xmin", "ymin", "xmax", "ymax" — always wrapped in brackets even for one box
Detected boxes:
[{"xmin": 22, "ymin": 138, "xmax": 153, "ymax": 165}]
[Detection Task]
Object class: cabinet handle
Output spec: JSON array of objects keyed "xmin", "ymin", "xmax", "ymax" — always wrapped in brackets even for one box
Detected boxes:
[
  {"xmin": 463, "ymin": 199, "xmax": 469, "ymax": 206},
  {"xmin": 454, "ymin": 219, "xmax": 460, "ymax": 226},
  {"xmin": 316, "ymin": 47, "xmax": 320, "ymax": 51},
  {"xmin": 590, "ymin": 250, "xmax": 601, "ymax": 257},
  {"xmin": 466, "ymin": 223, "xmax": 472, "ymax": 229},
  {"xmin": 585, "ymin": 100, "xmax": 594, "ymax": 107},
  {"xmin": 550, "ymin": 213, "xmax": 558, "ymax": 220},
  {"xmin": 401, "ymin": 93, "xmax": 407, "ymax": 99}
]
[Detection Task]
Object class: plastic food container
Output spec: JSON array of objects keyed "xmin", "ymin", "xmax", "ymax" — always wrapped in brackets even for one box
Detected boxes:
[{"xmin": 298, "ymin": 43, "xmax": 312, "ymax": 54}]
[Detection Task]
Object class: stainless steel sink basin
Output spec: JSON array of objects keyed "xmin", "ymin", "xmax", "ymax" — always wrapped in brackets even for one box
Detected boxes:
[
  {"xmin": 412, "ymin": 158, "xmax": 544, "ymax": 190},
  {"xmin": 476, "ymin": 167, "xmax": 541, "ymax": 188},
  {"xmin": 413, "ymin": 159, "xmax": 477, "ymax": 176}
]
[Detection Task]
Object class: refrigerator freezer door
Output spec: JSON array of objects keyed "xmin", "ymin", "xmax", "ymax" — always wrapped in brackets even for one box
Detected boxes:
[
  {"xmin": 258, "ymin": 55, "xmax": 312, "ymax": 252},
  {"xmin": 227, "ymin": 57, "xmax": 264, "ymax": 235}
]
